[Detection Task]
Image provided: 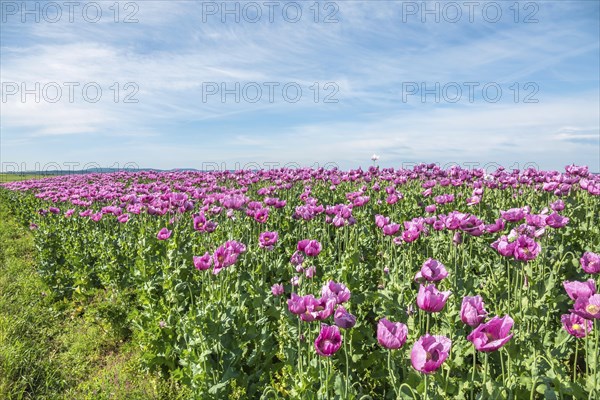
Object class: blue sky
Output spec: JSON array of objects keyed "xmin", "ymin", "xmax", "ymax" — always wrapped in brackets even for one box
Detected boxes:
[{"xmin": 1, "ymin": 0, "xmax": 599, "ymax": 172}]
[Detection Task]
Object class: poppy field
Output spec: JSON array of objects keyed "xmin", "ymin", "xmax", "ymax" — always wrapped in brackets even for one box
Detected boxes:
[{"xmin": 1, "ymin": 164, "xmax": 599, "ymax": 399}]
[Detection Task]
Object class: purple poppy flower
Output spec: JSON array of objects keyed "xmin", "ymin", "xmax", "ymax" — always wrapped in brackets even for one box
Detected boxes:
[
  {"xmin": 298, "ymin": 239, "xmax": 322, "ymax": 257},
  {"xmin": 580, "ymin": 252, "xmax": 600, "ymax": 274},
  {"xmin": 550, "ymin": 199, "xmax": 565, "ymax": 211},
  {"xmin": 485, "ymin": 218, "xmax": 505, "ymax": 233},
  {"xmin": 563, "ymin": 279, "xmax": 596, "ymax": 301},
  {"xmin": 290, "ymin": 251, "xmax": 305, "ymax": 266},
  {"xmin": 425, "ymin": 204, "xmax": 437, "ymax": 213},
  {"xmin": 314, "ymin": 324, "xmax": 342, "ymax": 357},
  {"xmin": 225, "ymin": 240, "xmax": 246, "ymax": 254},
  {"xmin": 386, "ymin": 194, "xmax": 399, "ymax": 204},
  {"xmin": 253, "ymin": 208, "xmax": 269, "ymax": 223},
  {"xmin": 287, "ymin": 293, "xmax": 306, "ymax": 315},
  {"xmin": 212, "ymin": 240, "xmax": 245, "ymax": 274},
  {"xmin": 453, "ymin": 231, "xmax": 463, "ymax": 245},
  {"xmin": 500, "ymin": 208, "xmax": 526, "ymax": 222},
  {"xmin": 491, "ymin": 235, "xmax": 516, "ymax": 257},
  {"xmin": 383, "ymin": 223, "xmax": 400, "ymax": 236},
  {"xmin": 571, "ymin": 294, "xmax": 600, "ymax": 319},
  {"xmin": 433, "ymin": 220, "xmax": 445, "ymax": 231},
  {"xmin": 460, "ymin": 295, "xmax": 488, "ymax": 327},
  {"xmin": 322, "ymin": 281, "xmax": 351, "ymax": 304},
  {"xmin": 334, "ymin": 306, "xmax": 356, "ymax": 329},
  {"xmin": 377, "ymin": 318, "xmax": 408, "ymax": 349},
  {"xmin": 545, "ymin": 212, "xmax": 569, "ymax": 228},
  {"xmin": 402, "ymin": 229, "xmax": 420, "ymax": 243},
  {"xmin": 513, "ymin": 235, "xmax": 541, "ymax": 262},
  {"xmin": 467, "ymin": 315, "xmax": 514, "ymax": 352},
  {"xmin": 271, "ymin": 283, "xmax": 284, "ymax": 296},
  {"xmin": 301, "ymin": 295, "xmax": 336, "ymax": 322},
  {"xmin": 411, "ymin": 334, "xmax": 452, "ymax": 374},
  {"xmin": 193, "ymin": 213, "xmax": 207, "ymax": 231},
  {"xmin": 416, "ymin": 284, "xmax": 451, "ymax": 313},
  {"xmin": 157, "ymin": 227, "xmax": 172, "ymax": 240},
  {"xmin": 561, "ymin": 313, "xmax": 592, "ymax": 338},
  {"xmin": 193, "ymin": 252, "xmax": 212, "ymax": 271},
  {"xmin": 259, "ymin": 231, "xmax": 279, "ymax": 249},
  {"xmin": 375, "ymin": 214, "xmax": 390, "ymax": 228},
  {"xmin": 90, "ymin": 212, "xmax": 103, "ymax": 222},
  {"xmin": 414, "ymin": 258, "xmax": 448, "ymax": 282}
]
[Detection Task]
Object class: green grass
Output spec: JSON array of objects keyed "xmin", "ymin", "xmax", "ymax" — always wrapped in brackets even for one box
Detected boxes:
[
  {"xmin": 0, "ymin": 199, "xmax": 191, "ymax": 399},
  {"xmin": 0, "ymin": 174, "xmax": 49, "ymax": 183}
]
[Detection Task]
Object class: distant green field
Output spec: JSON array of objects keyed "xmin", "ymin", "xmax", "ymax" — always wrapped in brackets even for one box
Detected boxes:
[{"xmin": 0, "ymin": 174, "xmax": 49, "ymax": 183}]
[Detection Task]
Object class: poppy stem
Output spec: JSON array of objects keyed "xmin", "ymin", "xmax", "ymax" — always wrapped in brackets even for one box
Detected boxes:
[
  {"xmin": 483, "ymin": 353, "xmax": 489, "ymax": 394},
  {"xmin": 326, "ymin": 357, "xmax": 332, "ymax": 400},
  {"xmin": 506, "ymin": 258, "xmax": 511, "ymax": 308},
  {"xmin": 344, "ymin": 335, "xmax": 349, "ymax": 398},
  {"xmin": 424, "ymin": 373, "xmax": 429, "ymax": 400},
  {"xmin": 444, "ymin": 364, "xmax": 451, "ymax": 395},
  {"xmin": 297, "ymin": 318, "xmax": 303, "ymax": 381},
  {"xmin": 387, "ymin": 351, "xmax": 398, "ymax": 397},
  {"xmin": 470, "ymin": 351, "xmax": 476, "ymax": 400},
  {"xmin": 500, "ymin": 348, "xmax": 505, "ymax": 384},
  {"xmin": 573, "ymin": 339, "xmax": 578, "ymax": 382},
  {"xmin": 585, "ymin": 328, "xmax": 589, "ymax": 377},
  {"xmin": 595, "ymin": 320, "xmax": 599, "ymax": 398},
  {"xmin": 453, "ymin": 241, "xmax": 458, "ymax": 290}
]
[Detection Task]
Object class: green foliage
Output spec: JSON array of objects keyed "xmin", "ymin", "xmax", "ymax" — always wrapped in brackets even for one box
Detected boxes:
[{"xmin": 0, "ymin": 198, "xmax": 188, "ymax": 399}]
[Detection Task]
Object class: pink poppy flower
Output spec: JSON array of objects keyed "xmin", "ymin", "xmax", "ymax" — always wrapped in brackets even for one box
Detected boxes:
[
  {"xmin": 580, "ymin": 252, "xmax": 600, "ymax": 274},
  {"xmin": 467, "ymin": 315, "xmax": 514, "ymax": 352},
  {"xmin": 271, "ymin": 283, "xmax": 284, "ymax": 296},
  {"xmin": 377, "ymin": 318, "xmax": 408, "ymax": 349},
  {"xmin": 411, "ymin": 334, "xmax": 452, "ymax": 374},
  {"xmin": 322, "ymin": 281, "xmax": 351, "ymax": 304},
  {"xmin": 287, "ymin": 293, "xmax": 307, "ymax": 315},
  {"xmin": 193, "ymin": 252, "xmax": 212, "ymax": 271},
  {"xmin": 545, "ymin": 212, "xmax": 569, "ymax": 228},
  {"xmin": 259, "ymin": 231, "xmax": 279, "ymax": 249},
  {"xmin": 500, "ymin": 208, "xmax": 526, "ymax": 222},
  {"xmin": 334, "ymin": 306, "xmax": 356, "ymax": 329},
  {"xmin": 561, "ymin": 313, "xmax": 592, "ymax": 338},
  {"xmin": 314, "ymin": 324, "xmax": 342, "ymax": 357},
  {"xmin": 414, "ymin": 258, "xmax": 448, "ymax": 282},
  {"xmin": 460, "ymin": 295, "xmax": 488, "ymax": 327},
  {"xmin": 416, "ymin": 284, "xmax": 451, "ymax": 313},
  {"xmin": 571, "ymin": 294, "xmax": 600, "ymax": 319},
  {"xmin": 513, "ymin": 235, "xmax": 541, "ymax": 261},
  {"xmin": 383, "ymin": 223, "xmax": 400, "ymax": 236},
  {"xmin": 301, "ymin": 295, "xmax": 336, "ymax": 322},
  {"xmin": 157, "ymin": 227, "xmax": 172, "ymax": 240},
  {"xmin": 563, "ymin": 279, "xmax": 596, "ymax": 301},
  {"xmin": 375, "ymin": 214, "xmax": 390, "ymax": 228},
  {"xmin": 298, "ymin": 239, "xmax": 322, "ymax": 257}
]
